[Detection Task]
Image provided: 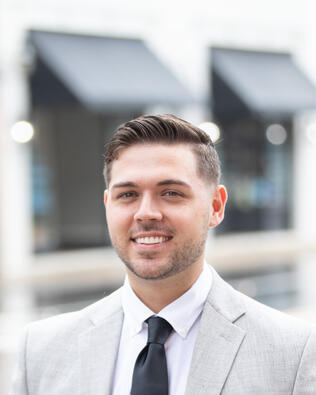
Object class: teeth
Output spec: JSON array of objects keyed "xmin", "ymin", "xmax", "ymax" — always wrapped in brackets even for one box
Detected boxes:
[{"xmin": 135, "ymin": 236, "xmax": 169, "ymax": 244}]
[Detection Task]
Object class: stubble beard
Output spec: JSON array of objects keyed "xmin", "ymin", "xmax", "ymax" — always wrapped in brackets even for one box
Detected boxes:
[{"xmin": 110, "ymin": 227, "xmax": 209, "ymax": 281}]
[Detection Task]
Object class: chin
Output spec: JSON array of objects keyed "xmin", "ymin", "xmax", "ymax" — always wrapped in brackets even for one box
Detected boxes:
[{"xmin": 125, "ymin": 259, "xmax": 175, "ymax": 281}]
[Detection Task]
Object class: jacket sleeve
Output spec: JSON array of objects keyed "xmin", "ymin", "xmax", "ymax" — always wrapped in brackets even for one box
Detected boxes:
[
  {"xmin": 10, "ymin": 326, "xmax": 29, "ymax": 395},
  {"xmin": 293, "ymin": 328, "xmax": 316, "ymax": 394}
]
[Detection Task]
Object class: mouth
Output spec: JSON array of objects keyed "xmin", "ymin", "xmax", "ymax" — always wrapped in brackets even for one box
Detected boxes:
[{"xmin": 131, "ymin": 235, "xmax": 173, "ymax": 245}]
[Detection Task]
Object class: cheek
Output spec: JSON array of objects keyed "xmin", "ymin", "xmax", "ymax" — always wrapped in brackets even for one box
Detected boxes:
[
  {"xmin": 106, "ymin": 206, "xmax": 132, "ymax": 233},
  {"xmin": 178, "ymin": 206, "xmax": 211, "ymax": 230},
  {"xmin": 170, "ymin": 202, "xmax": 209, "ymax": 220}
]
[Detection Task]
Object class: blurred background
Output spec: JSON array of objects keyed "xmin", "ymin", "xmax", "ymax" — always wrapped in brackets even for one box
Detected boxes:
[{"xmin": 2, "ymin": 0, "xmax": 316, "ymax": 392}]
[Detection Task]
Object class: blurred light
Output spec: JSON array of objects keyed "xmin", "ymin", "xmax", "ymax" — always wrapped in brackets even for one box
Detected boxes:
[
  {"xmin": 306, "ymin": 123, "xmax": 316, "ymax": 145},
  {"xmin": 198, "ymin": 122, "xmax": 221, "ymax": 143},
  {"xmin": 265, "ymin": 124, "xmax": 287, "ymax": 145},
  {"xmin": 10, "ymin": 121, "xmax": 34, "ymax": 143}
]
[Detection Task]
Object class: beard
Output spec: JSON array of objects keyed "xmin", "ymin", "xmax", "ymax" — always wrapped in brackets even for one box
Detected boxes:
[{"xmin": 109, "ymin": 222, "xmax": 209, "ymax": 281}]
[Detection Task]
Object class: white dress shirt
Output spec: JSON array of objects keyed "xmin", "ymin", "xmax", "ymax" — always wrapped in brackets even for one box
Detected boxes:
[{"xmin": 111, "ymin": 264, "xmax": 212, "ymax": 395}]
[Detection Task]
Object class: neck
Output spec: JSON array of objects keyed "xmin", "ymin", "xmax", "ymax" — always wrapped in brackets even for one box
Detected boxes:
[{"xmin": 127, "ymin": 262, "xmax": 204, "ymax": 313}]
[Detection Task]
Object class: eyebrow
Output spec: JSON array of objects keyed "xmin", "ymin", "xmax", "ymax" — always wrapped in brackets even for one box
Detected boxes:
[
  {"xmin": 111, "ymin": 179, "xmax": 191, "ymax": 189},
  {"xmin": 156, "ymin": 179, "xmax": 191, "ymax": 189},
  {"xmin": 111, "ymin": 182, "xmax": 138, "ymax": 189}
]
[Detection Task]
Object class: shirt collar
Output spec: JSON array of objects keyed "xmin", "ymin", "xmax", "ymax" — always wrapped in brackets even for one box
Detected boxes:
[
  {"xmin": 122, "ymin": 278, "xmax": 153, "ymax": 337},
  {"xmin": 121, "ymin": 263, "xmax": 212, "ymax": 339}
]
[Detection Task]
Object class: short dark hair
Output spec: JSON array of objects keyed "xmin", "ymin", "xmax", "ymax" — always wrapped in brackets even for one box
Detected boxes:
[{"xmin": 104, "ymin": 114, "xmax": 221, "ymax": 187}]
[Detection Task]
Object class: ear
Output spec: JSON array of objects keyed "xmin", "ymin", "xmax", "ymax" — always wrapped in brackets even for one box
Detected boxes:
[
  {"xmin": 104, "ymin": 189, "xmax": 109, "ymax": 207},
  {"xmin": 209, "ymin": 185, "xmax": 227, "ymax": 228}
]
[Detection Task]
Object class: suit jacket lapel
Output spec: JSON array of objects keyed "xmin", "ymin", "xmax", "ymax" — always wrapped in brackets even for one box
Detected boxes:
[
  {"xmin": 79, "ymin": 289, "xmax": 123, "ymax": 395},
  {"xmin": 185, "ymin": 269, "xmax": 247, "ymax": 395}
]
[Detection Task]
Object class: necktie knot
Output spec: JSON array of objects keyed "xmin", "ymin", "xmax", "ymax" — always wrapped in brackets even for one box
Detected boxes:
[{"xmin": 146, "ymin": 316, "xmax": 173, "ymax": 345}]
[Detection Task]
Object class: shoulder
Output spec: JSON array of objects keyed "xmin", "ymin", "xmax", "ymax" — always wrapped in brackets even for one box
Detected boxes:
[
  {"xmin": 236, "ymin": 291, "xmax": 316, "ymax": 389},
  {"xmin": 231, "ymin": 286, "xmax": 316, "ymax": 369},
  {"xmin": 209, "ymin": 268, "xmax": 316, "ymax": 347},
  {"xmin": 204, "ymin": 270, "xmax": 316, "ymax": 391},
  {"xmin": 239, "ymin": 290, "xmax": 315, "ymax": 340},
  {"xmin": 23, "ymin": 287, "xmax": 123, "ymax": 345},
  {"xmin": 12, "ymin": 288, "xmax": 124, "ymax": 393}
]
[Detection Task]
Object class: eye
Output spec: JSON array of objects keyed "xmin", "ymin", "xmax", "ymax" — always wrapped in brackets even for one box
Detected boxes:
[
  {"xmin": 163, "ymin": 190, "xmax": 183, "ymax": 197},
  {"xmin": 117, "ymin": 191, "xmax": 138, "ymax": 199}
]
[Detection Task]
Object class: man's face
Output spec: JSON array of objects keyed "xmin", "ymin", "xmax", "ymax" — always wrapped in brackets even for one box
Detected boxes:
[{"xmin": 104, "ymin": 143, "xmax": 226, "ymax": 281}]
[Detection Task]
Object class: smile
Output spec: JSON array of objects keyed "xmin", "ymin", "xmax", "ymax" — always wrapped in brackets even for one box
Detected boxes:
[{"xmin": 133, "ymin": 236, "xmax": 172, "ymax": 244}]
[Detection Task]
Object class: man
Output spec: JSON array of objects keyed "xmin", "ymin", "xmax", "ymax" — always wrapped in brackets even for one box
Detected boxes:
[{"xmin": 12, "ymin": 114, "xmax": 316, "ymax": 394}]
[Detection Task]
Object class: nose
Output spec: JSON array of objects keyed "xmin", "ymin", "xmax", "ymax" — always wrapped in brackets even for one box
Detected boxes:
[{"xmin": 134, "ymin": 194, "xmax": 163, "ymax": 222}]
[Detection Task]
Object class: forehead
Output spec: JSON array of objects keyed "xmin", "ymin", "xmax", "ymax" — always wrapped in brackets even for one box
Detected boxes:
[{"xmin": 109, "ymin": 143, "xmax": 200, "ymax": 186}]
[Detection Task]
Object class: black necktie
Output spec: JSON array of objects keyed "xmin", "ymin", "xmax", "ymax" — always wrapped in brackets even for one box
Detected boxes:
[{"xmin": 130, "ymin": 316, "xmax": 173, "ymax": 395}]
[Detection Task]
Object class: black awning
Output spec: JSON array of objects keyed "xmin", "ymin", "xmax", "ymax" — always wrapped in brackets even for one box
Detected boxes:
[
  {"xmin": 212, "ymin": 48, "xmax": 316, "ymax": 118},
  {"xmin": 29, "ymin": 30, "xmax": 194, "ymax": 111}
]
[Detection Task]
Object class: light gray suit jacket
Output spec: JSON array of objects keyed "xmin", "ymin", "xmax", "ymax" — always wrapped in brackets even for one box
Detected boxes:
[{"xmin": 11, "ymin": 269, "xmax": 316, "ymax": 395}]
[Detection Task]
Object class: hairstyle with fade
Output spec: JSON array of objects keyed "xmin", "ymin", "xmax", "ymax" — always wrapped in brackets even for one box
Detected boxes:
[{"xmin": 104, "ymin": 114, "xmax": 221, "ymax": 187}]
